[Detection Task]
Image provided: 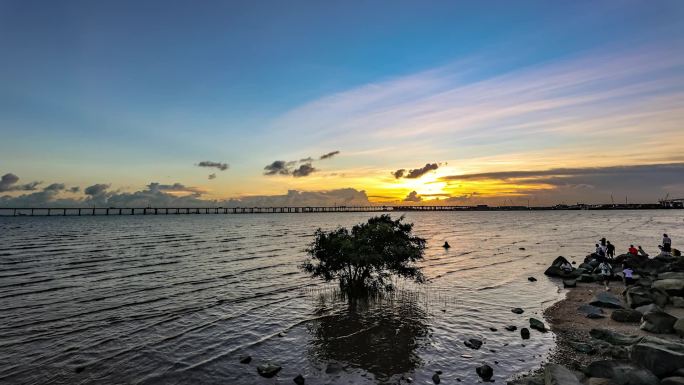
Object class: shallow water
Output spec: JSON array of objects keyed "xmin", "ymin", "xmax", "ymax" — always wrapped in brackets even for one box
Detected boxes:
[{"xmin": 0, "ymin": 210, "xmax": 682, "ymax": 384}]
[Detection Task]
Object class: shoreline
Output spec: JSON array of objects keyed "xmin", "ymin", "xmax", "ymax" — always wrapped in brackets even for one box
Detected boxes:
[{"xmin": 509, "ymin": 255, "xmax": 684, "ymax": 385}]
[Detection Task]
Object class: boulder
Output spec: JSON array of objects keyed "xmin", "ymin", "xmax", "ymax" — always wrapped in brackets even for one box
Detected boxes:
[
  {"xmin": 257, "ymin": 363, "xmax": 282, "ymax": 378},
  {"xmin": 636, "ymin": 277, "xmax": 654, "ymax": 287},
  {"xmin": 589, "ymin": 329, "xmax": 643, "ymax": 346},
  {"xmin": 658, "ymin": 272, "xmax": 684, "ymax": 280},
  {"xmin": 544, "ymin": 364, "xmax": 581, "ymax": 385},
  {"xmin": 432, "ymin": 372, "xmax": 440, "ymax": 384},
  {"xmin": 512, "ymin": 307, "xmax": 525, "ymax": 314},
  {"xmin": 579, "ymin": 274, "xmax": 596, "ymax": 283},
  {"xmin": 590, "ymin": 292, "xmax": 624, "ymax": 309},
  {"xmin": 662, "ymin": 377, "xmax": 684, "ymax": 385},
  {"xmin": 569, "ymin": 341, "xmax": 594, "ymax": 354},
  {"xmin": 641, "ymin": 311, "xmax": 677, "ymax": 334},
  {"xmin": 653, "ymin": 279, "xmax": 684, "ymax": 296},
  {"xmin": 293, "ymin": 374, "xmax": 305, "ymax": 385},
  {"xmin": 625, "ymin": 286, "xmax": 655, "ymax": 308},
  {"xmin": 635, "ymin": 303, "xmax": 662, "ymax": 314},
  {"xmin": 578, "ymin": 304, "xmax": 604, "ymax": 318},
  {"xmin": 672, "ymin": 297, "xmax": 684, "ymax": 308},
  {"xmin": 631, "ymin": 342, "xmax": 684, "ymax": 377},
  {"xmin": 586, "ymin": 360, "xmax": 659, "ymax": 385},
  {"xmin": 651, "ymin": 288, "xmax": 670, "ymax": 307},
  {"xmin": 239, "ymin": 355, "xmax": 252, "ymax": 364},
  {"xmin": 476, "ymin": 363, "xmax": 493, "ymax": 381},
  {"xmin": 563, "ymin": 279, "xmax": 577, "ymax": 288},
  {"xmin": 465, "ymin": 338, "xmax": 483, "ymax": 349},
  {"xmin": 610, "ymin": 309, "xmax": 643, "ymax": 323},
  {"xmin": 674, "ymin": 318, "xmax": 684, "ymax": 337},
  {"xmin": 529, "ymin": 318, "xmax": 547, "ymax": 332}
]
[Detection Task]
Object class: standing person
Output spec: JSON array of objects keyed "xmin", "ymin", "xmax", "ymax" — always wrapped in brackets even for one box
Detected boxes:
[
  {"xmin": 606, "ymin": 241, "xmax": 615, "ymax": 259},
  {"xmin": 598, "ymin": 259, "xmax": 613, "ymax": 291},
  {"xmin": 663, "ymin": 234, "xmax": 672, "ymax": 253},
  {"xmin": 595, "ymin": 243, "xmax": 605, "ymax": 258}
]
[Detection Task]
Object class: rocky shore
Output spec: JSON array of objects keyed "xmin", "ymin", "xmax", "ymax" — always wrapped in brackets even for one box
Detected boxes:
[{"xmin": 510, "ymin": 251, "xmax": 684, "ymax": 385}]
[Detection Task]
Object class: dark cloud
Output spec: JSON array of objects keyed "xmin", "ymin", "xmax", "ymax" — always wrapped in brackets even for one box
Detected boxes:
[
  {"xmin": 292, "ymin": 163, "xmax": 317, "ymax": 177},
  {"xmin": 403, "ymin": 191, "xmax": 422, "ymax": 202},
  {"xmin": 147, "ymin": 182, "xmax": 205, "ymax": 197},
  {"xmin": 197, "ymin": 161, "xmax": 229, "ymax": 171},
  {"xmin": 208, "ymin": 173, "xmax": 216, "ymax": 180},
  {"xmin": 299, "ymin": 157, "xmax": 314, "ymax": 163},
  {"xmin": 319, "ymin": 151, "xmax": 340, "ymax": 160},
  {"xmin": 264, "ymin": 160, "xmax": 291, "ymax": 176},
  {"xmin": 392, "ymin": 163, "xmax": 439, "ymax": 179},
  {"xmin": 0, "ymin": 173, "xmax": 41, "ymax": 192},
  {"xmin": 44, "ymin": 183, "xmax": 65, "ymax": 192},
  {"xmin": 84, "ymin": 184, "xmax": 110, "ymax": 196},
  {"xmin": 224, "ymin": 188, "xmax": 369, "ymax": 207},
  {"xmin": 68, "ymin": 186, "xmax": 80, "ymax": 193}
]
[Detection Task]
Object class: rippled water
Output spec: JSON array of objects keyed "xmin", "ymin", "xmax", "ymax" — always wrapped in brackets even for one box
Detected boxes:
[{"xmin": 1, "ymin": 211, "xmax": 682, "ymax": 384}]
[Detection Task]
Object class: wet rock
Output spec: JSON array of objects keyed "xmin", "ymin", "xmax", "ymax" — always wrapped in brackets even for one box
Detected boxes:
[
  {"xmin": 610, "ymin": 309, "xmax": 643, "ymax": 323},
  {"xmin": 578, "ymin": 304, "xmax": 604, "ymax": 317},
  {"xmin": 325, "ymin": 362, "xmax": 344, "ymax": 374},
  {"xmin": 476, "ymin": 363, "xmax": 494, "ymax": 381},
  {"xmin": 505, "ymin": 325, "xmax": 517, "ymax": 331},
  {"xmin": 672, "ymin": 296, "xmax": 684, "ymax": 308},
  {"xmin": 563, "ymin": 279, "xmax": 576, "ymax": 288},
  {"xmin": 528, "ymin": 276, "xmax": 537, "ymax": 282},
  {"xmin": 659, "ymin": 272, "xmax": 684, "ymax": 280},
  {"xmin": 293, "ymin": 374, "xmax": 305, "ymax": 385},
  {"xmin": 673, "ymin": 318, "xmax": 684, "ymax": 337},
  {"xmin": 640, "ymin": 310, "xmax": 677, "ymax": 334},
  {"xmin": 586, "ymin": 360, "xmax": 659, "ymax": 385},
  {"xmin": 257, "ymin": 363, "xmax": 282, "ymax": 378},
  {"xmin": 74, "ymin": 367, "xmax": 84, "ymax": 373},
  {"xmin": 520, "ymin": 247, "xmax": 526, "ymax": 250},
  {"xmin": 239, "ymin": 355, "xmax": 252, "ymax": 364},
  {"xmin": 521, "ymin": 328, "xmax": 530, "ymax": 339},
  {"xmin": 544, "ymin": 364, "xmax": 581, "ymax": 385},
  {"xmin": 590, "ymin": 291, "xmax": 624, "ymax": 309},
  {"xmin": 635, "ymin": 303, "xmax": 662, "ymax": 314},
  {"xmin": 631, "ymin": 342, "xmax": 684, "ymax": 377},
  {"xmin": 626, "ymin": 286, "xmax": 655, "ymax": 308},
  {"xmin": 589, "ymin": 328, "xmax": 642, "ymax": 345},
  {"xmin": 465, "ymin": 338, "xmax": 483, "ymax": 349},
  {"xmin": 569, "ymin": 341, "xmax": 594, "ymax": 354},
  {"xmin": 529, "ymin": 318, "xmax": 547, "ymax": 332},
  {"xmin": 579, "ymin": 274, "xmax": 595, "ymax": 283},
  {"xmin": 432, "ymin": 372, "xmax": 441, "ymax": 384},
  {"xmin": 512, "ymin": 307, "xmax": 525, "ymax": 314},
  {"xmin": 651, "ymin": 287, "xmax": 670, "ymax": 307},
  {"xmin": 489, "ymin": 327, "xmax": 498, "ymax": 332},
  {"xmin": 662, "ymin": 377, "xmax": 684, "ymax": 385}
]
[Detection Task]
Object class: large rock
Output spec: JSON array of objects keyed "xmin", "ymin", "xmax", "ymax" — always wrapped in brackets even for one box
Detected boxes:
[
  {"xmin": 476, "ymin": 363, "xmax": 493, "ymax": 381},
  {"xmin": 653, "ymin": 279, "xmax": 684, "ymax": 296},
  {"xmin": 590, "ymin": 292, "xmax": 624, "ymax": 309},
  {"xmin": 631, "ymin": 342, "xmax": 684, "ymax": 377},
  {"xmin": 674, "ymin": 318, "xmax": 684, "ymax": 337},
  {"xmin": 659, "ymin": 272, "xmax": 684, "ymax": 280},
  {"xmin": 563, "ymin": 279, "xmax": 577, "ymax": 288},
  {"xmin": 589, "ymin": 329, "xmax": 643, "ymax": 345},
  {"xmin": 257, "ymin": 363, "xmax": 282, "ymax": 378},
  {"xmin": 625, "ymin": 286, "xmax": 654, "ymax": 308},
  {"xmin": 578, "ymin": 304, "xmax": 604, "ymax": 318},
  {"xmin": 672, "ymin": 297, "xmax": 684, "ymax": 308},
  {"xmin": 544, "ymin": 364, "xmax": 581, "ymax": 385},
  {"xmin": 641, "ymin": 311, "xmax": 677, "ymax": 334},
  {"xmin": 635, "ymin": 303, "xmax": 662, "ymax": 314},
  {"xmin": 586, "ymin": 360, "xmax": 659, "ymax": 385},
  {"xmin": 529, "ymin": 318, "xmax": 547, "ymax": 332},
  {"xmin": 611, "ymin": 309, "xmax": 643, "ymax": 323},
  {"xmin": 465, "ymin": 338, "xmax": 483, "ymax": 349},
  {"xmin": 662, "ymin": 377, "xmax": 684, "ymax": 385}
]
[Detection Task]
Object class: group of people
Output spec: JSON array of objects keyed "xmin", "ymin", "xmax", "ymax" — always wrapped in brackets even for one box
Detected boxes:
[{"xmin": 590, "ymin": 234, "xmax": 674, "ymax": 291}]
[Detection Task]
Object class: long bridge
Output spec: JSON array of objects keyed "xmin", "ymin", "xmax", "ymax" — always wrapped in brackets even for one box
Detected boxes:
[{"xmin": 0, "ymin": 202, "xmax": 674, "ymax": 216}]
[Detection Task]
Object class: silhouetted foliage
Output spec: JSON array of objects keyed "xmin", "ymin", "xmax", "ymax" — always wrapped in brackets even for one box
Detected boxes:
[{"xmin": 301, "ymin": 215, "xmax": 426, "ymax": 295}]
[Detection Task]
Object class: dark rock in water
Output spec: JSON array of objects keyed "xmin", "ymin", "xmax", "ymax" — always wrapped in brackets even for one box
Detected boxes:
[
  {"xmin": 569, "ymin": 341, "xmax": 594, "ymax": 354},
  {"xmin": 519, "ymin": 247, "xmax": 526, "ymax": 250},
  {"xmin": 563, "ymin": 279, "xmax": 576, "ymax": 288},
  {"xmin": 489, "ymin": 327, "xmax": 498, "ymax": 332},
  {"xmin": 511, "ymin": 307, "xmax": 524, "ymax": 314},
  {"xmin": 611, "ymin": 309, "xmax": 643, "ymax": 323},
  {"xmin": 578, "ymin": 304, "xmax": 604, "ymax": 317},
  {"xmin": 257, "ymin": 363, "xmax": 282, "ymax": 378},
  {"xmin": 476, "ymin": 364, "xmax": 494, "ymax": 381},
  {"xmin": 589, "ymin": 291, "xmax": 624, "ymax": 309},
  {"xmin": 293, "ymin": 374, "xmax": 305, "ymax": 385},
  {"xmin": 529, "ymin": 318, "xmax": 547, "ymax": 332},
  {"xmin": 521, "ymin": 328, "xmax": 530, "ymax": 339},
  {"xmin": 325, "ymin": 362, "xmax": 344, "ymax": 374},
  {"xmin": 641, "ymin": 310, "xmax": 677, "ymax": 334},
  {"xmin": 586, "ymin": 360, "xmax": 659, "ymax": 385},
  {"xmin": 528, "ymin": 276, "xmax": 537, "ymax": 282},
  {"xmin": 662, "ymin": 377, "xmax": 684, "ymax": 385},
  {"xmin": 544, "ymin": 364, "xmax": 581, "ymax": 385},
  {"xmin": 74, "ymin": 367, "xmax": 84, "ymax": 374},
  {"xmin": 465, "ymin": 338, "xmax": 483, "ymax": 349},
  {"xmin": 239, "ymin": 355, "xmax": 252, "ymax": 364},
  {"xmin": 505, "ymin": 325, "xmax": 517, "ymax": 331},
  {"xmin": 631, "ymin": 342, "xmax": 684, "ymax": 377},
  {"xmin": 590, "ymin": 328, "xmax": 643, "ymax": 345},
  {"xmin": 432, "ymin": 372, "xmax": 441, "ymax": 384}
]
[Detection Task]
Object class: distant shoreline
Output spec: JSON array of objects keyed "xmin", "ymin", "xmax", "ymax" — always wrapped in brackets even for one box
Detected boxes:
[{"xmin": 0, "ymin": 204, "xmax": 682, "ymax": 217}]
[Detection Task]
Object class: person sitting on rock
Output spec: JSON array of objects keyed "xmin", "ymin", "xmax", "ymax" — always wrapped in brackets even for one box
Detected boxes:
[
  {"xmin": 628, "ymin": 244, "xmax": 638, "ymax": 256},
  {"xmin": 595, "ymin": 243, "xmax": 606, "ymax": 258},
  {"xmin": 637, "ymin": 245, "xmax": 648, "ymax": 258},
  {"xmin": 622, "ymin": 264, "xmax": 634, "ymax": 286},
  {"xmin": 606, "ymin": 241, "xmax": 615, "ymax": 259},
  {"xmin": 598, "ymin": 260, "xmax": 612, "ymax": 291},
  {"xmin": 662, "ymin": 233, "xmax": 672, "ymax": 253}
]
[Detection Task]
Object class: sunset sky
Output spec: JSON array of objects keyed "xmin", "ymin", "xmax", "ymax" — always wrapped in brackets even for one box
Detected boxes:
[{"xmin": 1, "ymin": 1, "xmax": 683, "ymax": 207}]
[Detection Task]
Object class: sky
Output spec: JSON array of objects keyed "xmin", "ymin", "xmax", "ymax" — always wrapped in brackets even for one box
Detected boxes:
[{"xmin": 1, "ymin": 0, "xmax": 684, "ymax": 207}]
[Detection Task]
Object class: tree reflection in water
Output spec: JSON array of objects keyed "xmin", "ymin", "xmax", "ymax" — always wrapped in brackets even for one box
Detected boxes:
[{"xmin": 307, "ymin": 290, "xmax": 430, "ymax": 383}]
